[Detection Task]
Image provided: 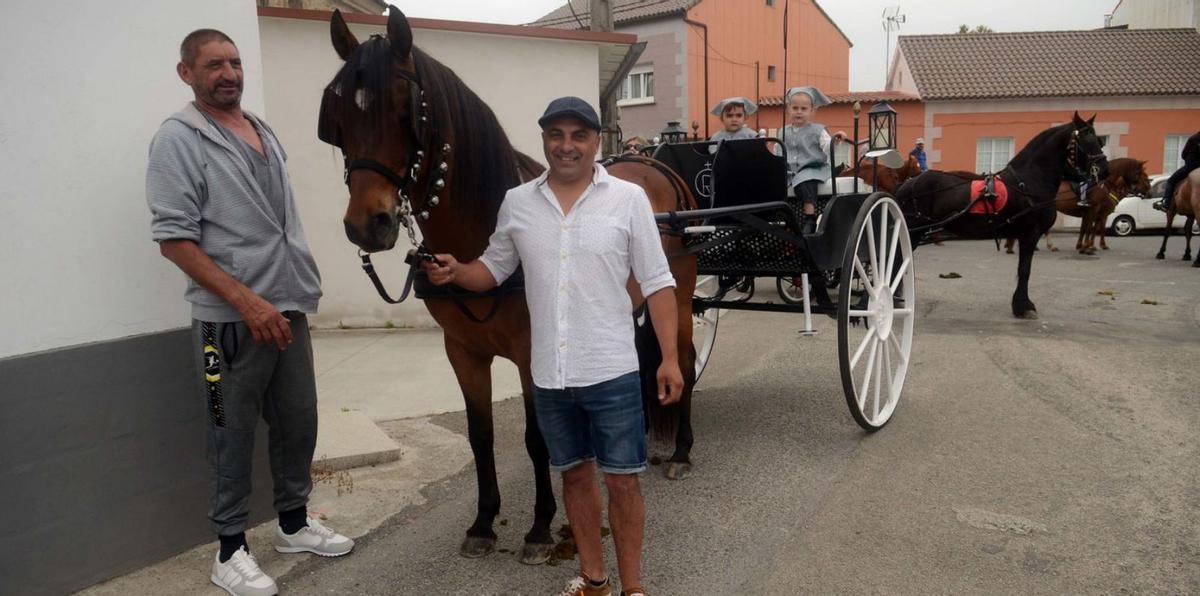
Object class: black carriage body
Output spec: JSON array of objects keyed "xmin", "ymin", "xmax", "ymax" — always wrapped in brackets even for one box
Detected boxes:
[{"xmin": 653, "ymin": 138, "xmax": 869, "ymax": 278}]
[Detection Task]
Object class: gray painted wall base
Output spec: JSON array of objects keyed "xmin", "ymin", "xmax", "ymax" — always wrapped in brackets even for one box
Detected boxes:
[{"xmin": 0, "ymin": 329, "xmax": 275, "ymax": 596}]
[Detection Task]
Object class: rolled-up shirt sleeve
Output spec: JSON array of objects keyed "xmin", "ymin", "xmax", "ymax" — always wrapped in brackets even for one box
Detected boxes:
[
  {"xmin": 146, "ymin": 126, "xmax": 204, "ymax": 243},
  {"xmin": 477, "ymin": 192, "xmax": 520, "ymax": 285},
  {"xmin": 628, "ymin": 188, "xmax": 676, "ymax": 296}
]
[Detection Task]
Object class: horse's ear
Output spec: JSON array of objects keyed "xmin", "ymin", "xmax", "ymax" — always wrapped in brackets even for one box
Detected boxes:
[
  {"xmin": 330, "ymin": 10, "xmax": 358, "ymax": 61},
  {"xmin": 1087, "ymin": 114, "xmax": 1097, "ymax": 127},
  {"xmin": 386, "ymin": 5, "xmax": 414, "ymax": 60},
  {"xmin": 1072, "ymin": 111, "xmax": 1086, "ymax": 127}
]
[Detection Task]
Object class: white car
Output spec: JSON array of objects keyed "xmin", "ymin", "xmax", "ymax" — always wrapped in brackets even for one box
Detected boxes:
[{"xmin": 1107, "ymin": 174, "xmax": 1200, "ymax": 236}]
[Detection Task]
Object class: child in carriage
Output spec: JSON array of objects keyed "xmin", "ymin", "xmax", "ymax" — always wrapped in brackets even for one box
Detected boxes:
[
  {"xmin": 782, "ymin": 86, "xmax": 846, "ymax": 233},
  {"xmin": 709, "ymin": 96, "xmax": 760, "ymax": 142}
]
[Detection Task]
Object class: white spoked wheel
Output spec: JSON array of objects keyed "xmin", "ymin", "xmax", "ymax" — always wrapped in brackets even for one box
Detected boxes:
[
  {"xmin": 693, "ymin": 275, "xmax": 721, "ymax": 381},
  {"xmin": 775, "ymin": 276, "xmax": 805, "ymax": 305},
  {"xmin": 837, "ymin": 194, "xmax": 915, "ymax": 431}
]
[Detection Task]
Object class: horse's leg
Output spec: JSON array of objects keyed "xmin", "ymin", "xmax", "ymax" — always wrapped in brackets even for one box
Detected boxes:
[
  {"xmin": 1012, "ymin": 232, "xmax": 1040, "ymax": 319},
  {"xmin": 1046, "ymin": 230, "xmax": 1058, "ymax": 252},
  {"xmin": 1183, "ymin": 216, "xmax": 1194, "ymax": 261},
  {"xmin": 444, "ymin": 338, "xmax": 501, "ymax": 558},
  {"xmin": 664, "ymin": 300, "xmax": 697, "ymax": 480},
  {"xmin": 1004, "ymin": 237, "xmax": 1016, "ymax": 254},
  {"xmin": 516, "ymin": 360, "xmax": 556, "ymax": 564},
  {"xmin": 1097, "ymin": 214, "xmax": 1110, "ymax": 250},
  {"xmin": 1156, "ymin": 213, "xmax": 1173, "ymax": 259},
  {"xmin": 1075, "ymin": 219, "xmax": 1086, "ymax": 253}
]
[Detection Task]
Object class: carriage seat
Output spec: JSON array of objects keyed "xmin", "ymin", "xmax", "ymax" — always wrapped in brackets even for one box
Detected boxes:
[{"xmin": 709, "ymin": 138, "xmax": 788, "ymax": 209}]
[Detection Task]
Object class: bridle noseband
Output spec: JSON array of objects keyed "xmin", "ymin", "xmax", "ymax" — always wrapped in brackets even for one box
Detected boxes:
[{"xmin": 1066, "ymin": 128, "xmax": 1106, "ymax": 185}]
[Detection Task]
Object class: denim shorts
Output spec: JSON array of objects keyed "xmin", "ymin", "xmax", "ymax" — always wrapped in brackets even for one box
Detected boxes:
[{"xmin": 533, "ymin": 371, "xmax": 647, "ymax": 474}]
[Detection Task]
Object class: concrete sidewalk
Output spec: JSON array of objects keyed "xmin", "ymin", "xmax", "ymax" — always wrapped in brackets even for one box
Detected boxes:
[{"xmin": 79, "ymin": 327, "xmax": 519, "ymax": 595}]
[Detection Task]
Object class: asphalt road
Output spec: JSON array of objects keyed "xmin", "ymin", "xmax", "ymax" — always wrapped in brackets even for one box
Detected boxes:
[{"xmin": 277, "ymin": 234, "xmax": 1199, "ymax": 595}]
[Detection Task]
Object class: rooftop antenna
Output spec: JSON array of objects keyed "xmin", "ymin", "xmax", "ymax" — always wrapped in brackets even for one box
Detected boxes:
[{"xmin": 882, "ymin": 5, "xmax": 906, "ymax": 86}]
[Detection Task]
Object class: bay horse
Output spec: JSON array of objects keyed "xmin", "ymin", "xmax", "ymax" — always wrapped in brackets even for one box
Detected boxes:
[
  {"xmin": 1002, "ymin": 158, "xmax": 1149, "ymax": 255},
  {"xmin": 838, "ymin": 153, "xmax": 922, "ymax": 194},
  {"xmin": 895, "ymin": 114, "xmax": 1109, "ymax": 319},
  {"xmin": 1155, "ymin": 169, "xmax": 1200, "ymax": 266},
  {"xmin": 319, "ymin": 7, "xmax": 699, "ymax": 564}
]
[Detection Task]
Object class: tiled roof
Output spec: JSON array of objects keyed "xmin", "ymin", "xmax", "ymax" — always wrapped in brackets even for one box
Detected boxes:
[
  {"xmin": 759, "ymin": 91, "xmax": 922, "ymax": 106},
  {"xmin": 528, "ymin": 0, "xmax": 701, "ymax": 29},
  {"xmin": 897, "ymin": 28, "xmax": 1200, "ymax": 100}
]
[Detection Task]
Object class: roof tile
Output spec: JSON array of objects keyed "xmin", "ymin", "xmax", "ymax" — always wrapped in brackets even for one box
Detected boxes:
[{"xmin": 897, "ymin": 28, "xmax": 1200, "ymax": 100}]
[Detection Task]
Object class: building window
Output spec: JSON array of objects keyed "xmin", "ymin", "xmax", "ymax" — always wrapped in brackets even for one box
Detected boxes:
[
  {"xmin": 1165, "ymin": 134, "xmax": 1189, "ymax": 172},
  {"xmin": 1096, "ymin": 135, "xmax": 1115, "ymax": 159},
  {"xmin": 618, "ymin": 66, "xmax": 654, "ymax": 107},
  {"xmin": 976, "ymin": 137, "xmax": 1013, "ymax": 173},
  {"xmin": 767, "ymin": 65, "xmax": 776, "ymax": 82},
  {"xmin": 766, "ymin": 0, "xmax": 775, "ymax": 6}
]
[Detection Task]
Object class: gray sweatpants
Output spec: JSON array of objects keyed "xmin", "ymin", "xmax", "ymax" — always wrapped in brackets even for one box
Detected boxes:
[{"xmin": 192, "ymin": 312, "xmax": 318, "ymax": 536}]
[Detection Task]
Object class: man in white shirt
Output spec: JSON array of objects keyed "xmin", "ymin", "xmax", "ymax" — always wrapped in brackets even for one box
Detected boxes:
[{"xmin": 424, "ymin": 97, "xmax": 681, "ymax": 596}]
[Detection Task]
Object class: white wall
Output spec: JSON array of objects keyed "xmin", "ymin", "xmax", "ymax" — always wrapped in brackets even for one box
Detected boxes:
[
  {"xmin": 1110, "ymin": 0, "xmax": 1200, "ymax": 29},
  {"xmin": 0, "ymin": 0, "xmax": 265, "ymax": 359},
  {"xmin": 258, "ymin": 16, "xmax": 602, "ymax": 329}
]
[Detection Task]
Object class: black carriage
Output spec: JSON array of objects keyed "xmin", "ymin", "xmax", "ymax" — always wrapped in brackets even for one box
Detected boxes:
[{"xmin": 648, "ymin": 136, "xmax": 916, "ymax": 431}]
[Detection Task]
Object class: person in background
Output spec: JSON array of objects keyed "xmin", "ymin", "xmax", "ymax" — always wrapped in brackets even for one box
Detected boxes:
[
  {"xmin": 781, "ymin": 86, "xmax": 846, "ymax": 234},
  {"xmin": 909, "ymin": 138, "xmax": 928, "ymax": 172}
]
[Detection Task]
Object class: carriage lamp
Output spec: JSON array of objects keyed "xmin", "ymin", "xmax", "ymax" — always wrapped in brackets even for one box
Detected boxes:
[
  {"xmin": 868, "ymin": 102, "xmax": 897, "ymax": 151},
  {"xmin": 660, "ymin": 121, "xmax": 688, "ymax": 144}
]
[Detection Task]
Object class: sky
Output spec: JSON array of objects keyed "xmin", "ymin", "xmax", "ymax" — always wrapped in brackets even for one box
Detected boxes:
[{"xmin": 387, "ymin": 0, "xmax": 1119, "ymax": 91}]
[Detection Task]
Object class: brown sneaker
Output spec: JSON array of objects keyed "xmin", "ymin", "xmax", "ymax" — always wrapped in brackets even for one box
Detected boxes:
[{"xmin": 555, "ymin": 573, "xmax": 611, "ymax": 596}]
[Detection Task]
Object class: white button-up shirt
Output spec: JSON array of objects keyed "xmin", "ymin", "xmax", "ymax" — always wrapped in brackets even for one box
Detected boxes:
[{"xmin": 479, "ymin": 164, "xmax": 676, "ymax": 389}]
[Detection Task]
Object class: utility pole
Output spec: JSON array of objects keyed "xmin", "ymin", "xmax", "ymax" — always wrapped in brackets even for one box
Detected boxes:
[{"xmin": 591, "ymin": 0, "xmax": 619, "ymax": 156}]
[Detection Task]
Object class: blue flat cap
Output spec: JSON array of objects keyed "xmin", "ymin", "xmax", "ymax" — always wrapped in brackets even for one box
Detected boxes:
[{"xmin": 538, "ymin": 96, "xmax": 601, "ymax": 132}]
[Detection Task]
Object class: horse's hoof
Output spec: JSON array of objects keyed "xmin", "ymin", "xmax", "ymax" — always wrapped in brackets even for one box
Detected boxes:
[
  {"xmin": 1184, "ymin": 255, "xmax": 1192, "ymax": 261},
  {"xmin": 1016, "ymin": 310, "xmax": 1039, "ymax": 320},
  {"xmin": 1005, "ymin": 248, "xmax": 1014, "ymax": 254},
  {"xmin": 1155, "ymin": 253, "xmax": 1165, "ymax": 260},
  {"xmin": 518, "ymin": 541, "xmax": 553, "ymax": 565},
  {"xmin": 1050, "ymin": 246, "xmax": 1059, "ymax": 252},
  {"xmin": 665, "ymin": 461, "xmax": 692, "ymax": 480},
  {"xmin": 1101, "ymin": 245, "xmax": 1109, "ymax": 250},
  {"xmin": 1192, "ymin": 261, "xmax": 1200, "ymax": 268},
  {"xmin": 460, "ymin": 535, "xmax": 496, "ymax": 558}
]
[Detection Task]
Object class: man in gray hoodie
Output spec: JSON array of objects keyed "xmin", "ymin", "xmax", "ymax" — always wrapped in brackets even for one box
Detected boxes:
[{"xmin": 146, "ymin": 29, "xmax": 352, "ymax": 596}]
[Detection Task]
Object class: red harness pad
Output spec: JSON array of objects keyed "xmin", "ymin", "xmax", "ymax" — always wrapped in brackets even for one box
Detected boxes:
[{"xmin": 969, "ymin": 178, "xmax": 1009, "ymax": 214}]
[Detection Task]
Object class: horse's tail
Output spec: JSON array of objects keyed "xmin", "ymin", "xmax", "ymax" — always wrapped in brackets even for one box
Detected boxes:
[{"xmin": 632, "ymin": 305, "xmax": 680, "ymax": 441}]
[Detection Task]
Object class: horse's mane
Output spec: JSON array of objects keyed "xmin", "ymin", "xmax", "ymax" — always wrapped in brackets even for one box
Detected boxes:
[
  {"xmin": 325, "ymin": 37, "xmax": 519, "ymax": 230},
  {"xmin": 1009, "ymin": 121, "xmax": 1073, "ymax": 169},
  {"xmin": 411, "ymin": 46, "xmax": 519, "ymax": 229}
]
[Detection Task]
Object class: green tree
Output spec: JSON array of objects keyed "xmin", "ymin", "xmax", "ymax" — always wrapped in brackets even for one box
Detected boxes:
[{"xmin": 957, "ymin": 24, "xmax": 995, "ymax": 34}]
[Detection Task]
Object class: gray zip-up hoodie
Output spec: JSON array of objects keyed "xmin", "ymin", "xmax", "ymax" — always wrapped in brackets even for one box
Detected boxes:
[{"xmin": 146, "ymin": 103, "xmax": 322, "ymax": 322}]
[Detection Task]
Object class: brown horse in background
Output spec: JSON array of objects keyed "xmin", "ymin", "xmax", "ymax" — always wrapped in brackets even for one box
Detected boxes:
[
  {"xmin": 1002, "ymin": 158, "xmax": 1148, "ymax": 255},
  {"xmin": 320, "ymin": 7, "xmax": 699, "ymax": 564},
  {"xmin": 839, "ymin": 154, "xmax": 923, "ymax": 194},
  {"xmin": 1156, "ymin": 169, "xmax": 1200, "ymax": 266}
]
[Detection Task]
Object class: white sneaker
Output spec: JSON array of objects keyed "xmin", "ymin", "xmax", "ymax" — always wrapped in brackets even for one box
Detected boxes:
[
  {"xmin": 210, "ymin": 547, "xmax": 278, "ymax": 596},
  {"xmin": 273, "ymin": 517, "xmax": 354, "ymax": 557}
]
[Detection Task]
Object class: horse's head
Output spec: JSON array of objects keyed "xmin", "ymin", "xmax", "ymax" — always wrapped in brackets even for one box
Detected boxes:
[
  {"xmin": 320, "ymin": 7, "xmax": 430, "ymax": 252},
  {"xmin": 1124, "ymin": 159, "xmax": 1151, "ymax": 197},
  {"xmin": 1067, "ymin": 112, "xmax": 1109, "ymax": 185}
]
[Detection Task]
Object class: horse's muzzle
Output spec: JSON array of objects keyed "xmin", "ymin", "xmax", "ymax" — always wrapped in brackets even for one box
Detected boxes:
[{"xmin": 344, "ymin": 212, "xmax": 399, "ymax": 252}]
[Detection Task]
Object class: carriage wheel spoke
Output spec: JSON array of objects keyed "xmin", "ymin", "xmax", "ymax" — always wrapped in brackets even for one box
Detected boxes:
[
  {"xmin": 878, "ymin": 207, "xmax": 889, "ymax": 282},
  {"xmin": 890, "ymin": 257, "xmax": 911, "ymax": 290},
  {"xmin": 848, "ymin": 309, "xmax": 872, "ymax": 319},
  {"xmin": 888, "ymin": 333, "xmax": 907, "ymax": 365},
  {"xmin": 872, "ymin": 341, "xmax": 884, "ymax": 419},
  {"xmin": 886, "ymin": 218, "xmax": 903, "ymax": 280},
  {"xmin": 883, "ymin": 338, "xmax": 896, "ymax": 405},
  {"xmin": 850, "ymin": 326, "xmax": 877, "ymax": 369},
  {"xmin": 853, "ymin": 256, "xmax": 872, "ymax": 295},
  {"xmin": 859, "ymin": 339, "xmax": 879, "ymax": 409},
  {"xmin": 865, "ymin": 215, "xmax": 879, "ymax": 286}
]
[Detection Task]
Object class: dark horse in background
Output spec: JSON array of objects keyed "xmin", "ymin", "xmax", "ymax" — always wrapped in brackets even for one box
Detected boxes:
[
  {"xmin": 896, "ymin": 113, "xmax": 1109, "ymax": 319},
  {"xmin": 319, "ymin": 7, "xmax": 700, "ymax": 564}
]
